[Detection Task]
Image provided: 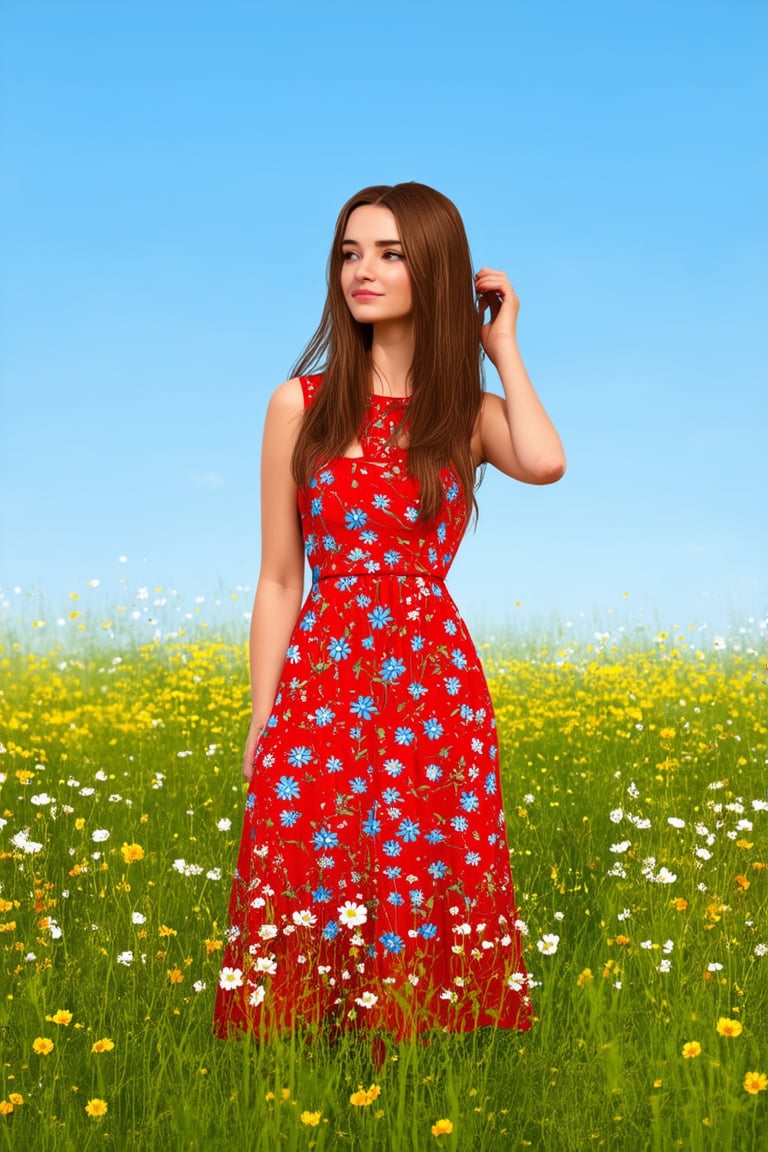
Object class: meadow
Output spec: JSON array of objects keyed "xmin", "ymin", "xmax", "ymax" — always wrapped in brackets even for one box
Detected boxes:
[{"xmin": 0, "ymin": 590, "xmax": 766, "ymax": 1151}]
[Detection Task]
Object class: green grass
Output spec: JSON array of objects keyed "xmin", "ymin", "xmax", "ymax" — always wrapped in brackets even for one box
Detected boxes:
[{"xmin": 0, "ymin": 607, "xmax": 766, "ymax": 1150}]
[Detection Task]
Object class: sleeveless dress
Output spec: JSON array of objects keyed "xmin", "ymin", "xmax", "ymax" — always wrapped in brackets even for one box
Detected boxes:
[{"xmin": 212, "ymin": 374, "xmax": 533, "ymax": 1041}]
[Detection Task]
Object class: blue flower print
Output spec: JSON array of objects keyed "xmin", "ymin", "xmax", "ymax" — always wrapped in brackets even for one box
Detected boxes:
[
  {"xmin": 318, "ymin": 468, "xmax": 335, "ymax": 485},
  {"xmin": 312, "ymin": 885, "xmax": 333, "ymax": 903},
  {"xmin": 397, "ymin": 818, "xmax": 420, "ymax": 842},
  {"xmin": 361, "ymin": 636, "xmax": 374, "ymax": 650},
  {"xmin": 326, "ymin": 756, "xmax": 343, "ymax": 773},
  {"xmin": 350, "ymin": 776, "xmax": 367, "ymax": 794},
  {"xmin": 409, "ymin": 889, "xmax": 424, "ymax": 906},
  {"xmin": 363, "ymin": 808, "xmax": 381, "ymax": 836},
  {"xmin": 350, "ymin": 695, "xmax": 377, "ymax": 720},
  {"xmin": 425, "ymin": 764, "xmax": 443, "ymax": 782},
  {"xmin": 394, "ymin": 727, "xmax": 415, "ymax": 746},
  {"xmin": 322, "ymin": 920, "xmax": 339, "ymax": 941},
  {"xmin": 314, "ymin": 706, "xmax": 335, "ymax": 727},
  {"xmin": 380, "ymin": 932, "xmax": 405, "ymax": 955},
  {"xmin": 423, "ymin": 717, "xmax": 444, "ymax": 740},
  {"xmin": 384, "ymin": 865, "xmax": 402, "ymax": 879},
  {"xmin": 383, "ymin": 839, "xmax": 402, "ymax": 857},
  {"xmin": 465, "ymin": 851, "xmax": 482, "ymax": 866},
  {"xmin": 383, "ymin": 549, "xmax": 402, "ymax": 567},
  {"xmin": 460, "ymin": 791, "xmax": 480, "ymax": 813},
  {"xmin": 328, "ymin": 637, "xmax": 351, "ymax": 661},
  {"xmin": 312, "ymin": 827, "xmax": 339, "ymax": 851},
  {"xmin": 425, "ymin": 829, "xmax": 446, "ymax": 845},
  {"xmin": 372, "ymin": 493, "xmax": 390, "ymax": 510},
  {"xmin": 444, "ymin": 677, "xmax": 461, "ymax": 696},
  {"xmin": 387, "ymin": 892, "xmax": 404, "ymax": 906},
  {"xmin": 276, "ymin": 776, "xmax": 300, "ymax": 801},
  {"xmin": 368, "ymin": 605, "xmax": 392, "ymax": 630},
  {"xmin": 418, "ymin": 923, "xmax": 438, "ymax": 939},
  {"xmin": 408, "ymin": 682, "xmax": 428, "ymax": 700},
  {"xmin": 428, "ymin": 860, "xmax": 448, "ymax": 879},
  {"xmin": 443, "ymin": 618, "xmax": 457, "ymax": 635},
  {"xmin": 280, "ymin": 810, "xmax": 300, "ymax": 827},
  {"xmin": 288, "ymin": 746, "xmax": 313, "ymax": 768},
  {"xmin": 484, "ymin": 771, "xmax": 496, "ymax": 795},
  {"xmin": 300, "ymin": 612, "xmax": 317, "ymax": 632},
  {"xmin": 345, "ymin": 508, "xmax": 367, "ymax": 530},
  {"xmin": 382, "ymin": 787, "xmax": 402, "ymax": 804},
  {"xmin": 311, "ymin": 496, "xmax": 323, "ymax": 515},
  {"xmin": 360, "ymin": 529, "xmax": 378, "ymax": 544},
  {"xmin": 286, "ymin": 644, "xmax": 301, "ymax": 663},
  {"xmin": 451, "ymin": 815, "xmax": 469, "ymax": 832},
  {"xmin": 381, "ymin": 657, "xmax": 406, "ymax": 682},
  {"xmin": 451, "ymin": 648, "xmax": 468, "ymax": 670}
]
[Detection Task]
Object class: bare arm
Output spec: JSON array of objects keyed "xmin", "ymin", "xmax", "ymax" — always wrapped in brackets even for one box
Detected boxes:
[{"xmin": 249, "ymin": 377, "xmax": 307, "ymax": 728}]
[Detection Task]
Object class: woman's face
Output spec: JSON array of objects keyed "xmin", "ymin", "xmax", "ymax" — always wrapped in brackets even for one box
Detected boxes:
[{"xmin": 340, "ymin": 205, "xmax": 413, "ymax": 326}]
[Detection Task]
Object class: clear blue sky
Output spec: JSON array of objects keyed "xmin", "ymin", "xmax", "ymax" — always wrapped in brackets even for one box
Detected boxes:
[{"xmin": 1, "ymin": 0, "xmax": 765, "ymax": 645}]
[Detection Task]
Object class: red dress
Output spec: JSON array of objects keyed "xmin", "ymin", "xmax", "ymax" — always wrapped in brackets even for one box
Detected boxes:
[{"xmin": 213, "ymin": 374, "xmax": 533, "ymax": 1041}]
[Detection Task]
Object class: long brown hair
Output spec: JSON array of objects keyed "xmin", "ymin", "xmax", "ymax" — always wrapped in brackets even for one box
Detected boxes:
[{"xmin": 289, "ymin": 182, "xmax": 487, "ymax": 529}]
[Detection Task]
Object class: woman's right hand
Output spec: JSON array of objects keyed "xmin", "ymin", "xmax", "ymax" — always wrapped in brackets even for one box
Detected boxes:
[{"xmin": 243, "ymin": 718, "xmax": 268, "ymax": 783}]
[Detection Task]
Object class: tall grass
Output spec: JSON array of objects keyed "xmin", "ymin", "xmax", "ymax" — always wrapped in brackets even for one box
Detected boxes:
[{"xmin": 0, "ymin": 594, "xmax": 766, "ymax": 1150}]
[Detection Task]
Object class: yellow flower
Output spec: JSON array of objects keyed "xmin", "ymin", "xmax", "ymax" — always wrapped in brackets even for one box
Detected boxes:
[
  {"xmin": 85, "ymin": 1098, "xmax": 108, "ymax": 1117},
  {"xmin": 46, "ymin": 1009, "xmax": 73, "ymax": 1025},
  {"xmin": 682, "ymin": 1041, "xmax": 702, "ymax": 1059},
  {"xmin": 659, "ymin": 728, "xmax": 675, "ymax": 740},
  {"xmin": 577, "ymin": 968, "xmax": 593, "ymax": 987},
  {"xmin": 744, "ymin": 1071, "xmax": 767, "ymax": 1095},
  {"xmin": 7, "ymin": 1094, "xmax": 23, "ymax": 1106},
  {"xmin": 91, "ymin": 1038, "xmax": 115, "ymax": 1053},
  {"xmin": 75, "ymin": 817, "xmax": 85, "ymax": 831},
  {"xmin": 615, "ymin": 934, "xmax": 630, "ymax": 946},
  {"xmin": 350, "ymin": 1083, "xmax": 381, "ymax": 1107},
  {"xmin": 432, "ymin": 1118, "xmax": 454, "ymax": 1136},
  {"xmin": 653, "ymin": 1079, "xmax": 662, "ymax": 1088},
  {"xmin": 32, "ymin": 1037, "xmax": 54, "ymax": 1055},
  {"xmin": 280, "ymin": 1088, "xmax": 291, "ymax": 1101},
  {"xmin": 734, "ymin": 875, "xmax": 750, "ymax": 890},
  {"xmin": 265, "ymin": 1091, "xmax": 275, "ymax": 1101},
  {"xmin": 120, "ymin": 842, "xmax": 144, "ymax": 864},
  {"xmin": 167, "ymin": 966, "xmax": 184, "ymax": 984},
  {"xmin": 716, "ymin": 1017, "xmax": 743, "ymax": 1038},
  {"xmin": 205, "ymin": 938, "xmax": 223, "ymax": 955},
  {"xmin": 300, "ymin": 1110, "xmax": 322, "ymax": 1126},
  {"xmin": 0, "ymin": 1101, "xmax": 13, "ymax": 1116},
  {"xmin": 671, "ymin": 897, "xmax": 688, "ymax": 911},
  {"xmin": 158, "ymin": 924, "xmax": 177, "ymax": 938}
]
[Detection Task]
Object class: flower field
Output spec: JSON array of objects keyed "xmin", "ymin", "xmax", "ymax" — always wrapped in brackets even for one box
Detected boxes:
[{"xmin": 0, "ymin": 597, "xmax": 766, "ymax": 1150}]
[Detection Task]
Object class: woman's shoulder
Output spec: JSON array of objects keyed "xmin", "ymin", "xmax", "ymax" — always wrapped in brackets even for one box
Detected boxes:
[{"xmin": 269, "ymin": 373, "xmax": 323, "ymax": 413}]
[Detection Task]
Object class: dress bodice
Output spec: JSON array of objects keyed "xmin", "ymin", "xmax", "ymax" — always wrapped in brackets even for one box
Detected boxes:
[{"xmin": 296, "ymin": 374, "xmax": 469, "ymax": 587}]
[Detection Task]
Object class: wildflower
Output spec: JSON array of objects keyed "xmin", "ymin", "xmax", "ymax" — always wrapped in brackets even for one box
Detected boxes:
[
  {"xmin": 167, "ymin": 966, "xmax": 184, "ymax": 984},
  {"xmin": 85, "ymin": 1098, "xmax": 108, "ymax": 1117},
  {"xmin": 744, "ymin": 1071, "xmax": 767, "ymax": 1094},
  {"xmin": 716, "ymin": 1017, "xmax": 743, "ymax": 1038},
  {"xmin": 32, "ymin": 1037, "xmax": 54, "ymax": 1054},
  {"xmin": 350, "ymin": 1083, "xmax": 381, "ymax": 1106},
  {"xmin": 577, "ymin": 968, "xmax": 593, "ymax": 986},
  {"xmin": 116, "ymin": 951, "xmax": 133, "ymax": 966},
  {"xmin": 615, "ymin": 935, "xmax": 630, "ymax": 946},
  {"xmin": 7, "ymin": 1095, "xmax": 22, "ymax": 1106},
  {"xmin": 0, "ymin": 1102, "xmax": 12, "ymax": 1116},
  {"xmin": 120, "ymin": 842, "xmax": 144, "ymax": 864},
  {"xmin": 355, "ymin": 991, "xmax": 378, "ymax": 1009},
  {"xmin": 218, "ymin": 966, "xmax": 243, "ymax": 991},
  {"xmin": 536, "ymin": 934, "xmax": 559, "ymax": 955},
  {"xmin": 45, "ymin": 1009, "xmax": 73, "ymax": 1025},
  {"xmin": 682, "ymin": 1041, "xmax": 702, "ymax": 1059},
  {"xmin": 432, "ymin": 1119, "xmax": 454, "ymax": 1136},
  {"xmin": 300, "ymin": 1110, "xmax": 322, "ymax": 1126},
  {"xmin": 91, "ymin": 1038, "xmax": 115, "ymax": 1053},
  {"xmin": 735, "ymin": 875, "xmax": 750, "ymax": 891},
  {"xmin": 91, "ymin": 829, "xmax": 110, "ymax": 842}
]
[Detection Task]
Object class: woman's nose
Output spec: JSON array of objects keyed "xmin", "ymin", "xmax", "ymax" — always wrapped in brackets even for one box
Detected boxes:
[{"xmin": 354, "ymin": 254, "xmax": 374, "ymax": 280}]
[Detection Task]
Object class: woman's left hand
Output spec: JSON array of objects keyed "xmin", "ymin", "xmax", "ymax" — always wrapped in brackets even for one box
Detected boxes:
[{"xmin": 475, "ymin": 267, "xmax": 520, "ymax": 364}]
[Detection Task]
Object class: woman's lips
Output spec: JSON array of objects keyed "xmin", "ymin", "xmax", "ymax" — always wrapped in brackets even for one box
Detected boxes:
[{"xmin": 352, "ymin": 291, "xmax": 381, "ymax": 299}]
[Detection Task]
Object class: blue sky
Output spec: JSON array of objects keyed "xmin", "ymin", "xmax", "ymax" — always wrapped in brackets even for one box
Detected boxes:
[{"xmin": 1, "ymin": 0, "xmax": 765, "ymax": 645}]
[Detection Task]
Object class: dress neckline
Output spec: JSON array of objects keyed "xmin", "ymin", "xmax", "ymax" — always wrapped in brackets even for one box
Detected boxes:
[{"xmin": 369, "ymin": 392, "xmax": 411, "ymax": 403}]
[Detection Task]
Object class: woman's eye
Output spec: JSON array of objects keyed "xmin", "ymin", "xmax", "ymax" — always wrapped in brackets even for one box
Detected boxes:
[{"xmin": 384, "ymin": 251, "xmax": 402, "ymax": 260}]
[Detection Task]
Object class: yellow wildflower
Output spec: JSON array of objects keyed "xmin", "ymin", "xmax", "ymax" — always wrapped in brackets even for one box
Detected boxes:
[
  {"xmin": 32, "ymin": 1037, "xmax": 54, "ymax": 1055},
  {"xmin": 7, "ymin": 1094, "xmax": 23, "ymax": 1106},
  {"xmin": 682, "ymin": 1041, "xmax": 702, "ymax": 1059},
  {"xmin": 75, "ymin": 817, "xmax": 85, "ymax": 831},
  {"xmin": 744, "ymin": 1071, "xmax": 767, "ymax": 1095},
  {"xmin": 46, "ymin": 1009, "xmax": 73, "ymax": 1025},
  {"xmin": 350, "ymin": 1083, "xmax": 381, "ymax": 1106},
  {"xmin": 432, "ymin": 1118, "xmax": 454, "ymax": 1136},
  {"xmin": 85, "ymin": 1098, "xmax": 108, "ymax": 1117},
  {"xmin": 300, "ymin": 1111, "xmax": 322, "ymax": 1126},
  {"xmin": 0, "ymin": 1101, "xmax": 13, "ymax": 1116},
  {"xmin": 121, "ymin": 842, "xmax": 144, "ymax": 864},
  {"xmin": 158, "ymin": 924, "xmax": 177, "ymax": 938},
  {"xmin": 91, "ymin": 1038, "xmax": 115, "ymax": 1053},
  {"xmin": 716, "ymin": 1018, "xmax": 743, "ymax": 1038},
  {"xmin": 167, "ymin": 966, "xmax": 184, "ymax": 985},
  {"xmin": 577, "ymin": 968, "xmax": 593, "ymax": 987}
]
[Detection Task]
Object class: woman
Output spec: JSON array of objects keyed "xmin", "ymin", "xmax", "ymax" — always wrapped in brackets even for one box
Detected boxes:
[{"xmin": 213, "ymin": 182, "xmax": 565, "ymax": 1048}]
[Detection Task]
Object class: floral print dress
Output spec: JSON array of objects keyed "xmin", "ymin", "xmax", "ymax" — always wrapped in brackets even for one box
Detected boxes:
[{"xmin": 213, "ymin": 374, "xmax": 532, "ymax": 1041}]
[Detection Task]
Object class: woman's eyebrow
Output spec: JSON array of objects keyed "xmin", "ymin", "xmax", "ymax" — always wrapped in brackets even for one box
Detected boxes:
[{"xmin": 341, "ymin": 239, "xmax": 403, "ymax": 247}]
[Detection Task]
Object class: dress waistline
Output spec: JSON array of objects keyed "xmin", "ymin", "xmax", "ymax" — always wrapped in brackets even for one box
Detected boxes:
[{"xmin": 313, "ymin": 570, "xmax": 445, "ymax": 584}]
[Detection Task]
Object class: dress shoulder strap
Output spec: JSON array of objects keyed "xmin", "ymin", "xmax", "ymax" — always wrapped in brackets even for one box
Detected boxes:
[{"xmin": 299, "ymin": 374, "xmax": 324, "ymax": 410}]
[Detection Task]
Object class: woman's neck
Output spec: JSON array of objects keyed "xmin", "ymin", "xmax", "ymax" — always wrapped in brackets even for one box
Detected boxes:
[{"xmin": 370, "ymin": 322, "xmax": 415, "ymax": 398}]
